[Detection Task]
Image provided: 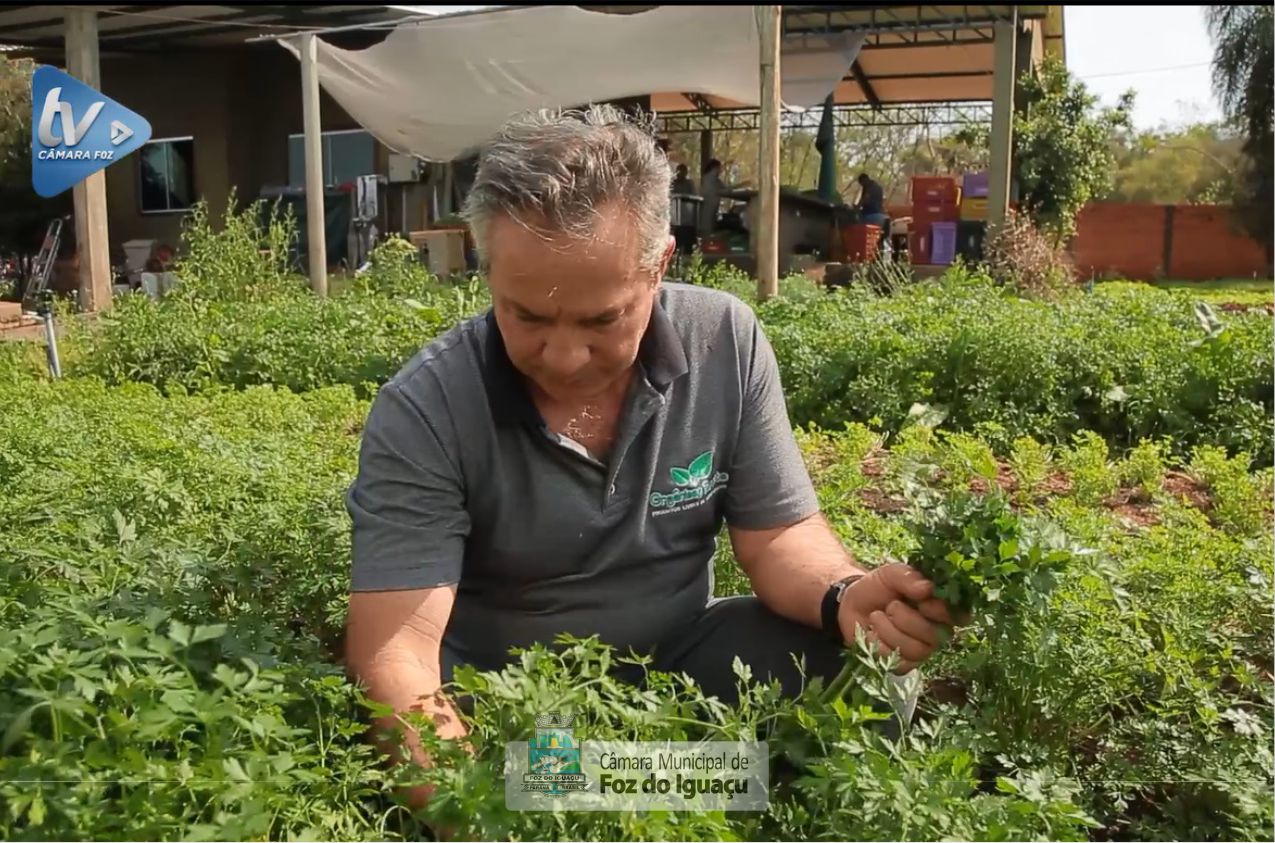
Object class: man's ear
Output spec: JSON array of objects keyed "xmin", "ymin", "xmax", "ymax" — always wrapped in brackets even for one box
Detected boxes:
[{"xmin": 657, "ymin": 234, "xmax": 677, "ymax": 279}]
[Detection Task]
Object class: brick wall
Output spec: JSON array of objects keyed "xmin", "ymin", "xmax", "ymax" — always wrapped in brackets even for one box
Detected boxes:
[{"xmin": 1071, "ymin": 202, "xmax": 1270, "ymax": 281}]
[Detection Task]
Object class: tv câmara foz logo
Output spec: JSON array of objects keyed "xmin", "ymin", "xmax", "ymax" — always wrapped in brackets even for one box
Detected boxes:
[
  {"xmin": 30, "ymin": 65, "xmax": 151, "ymax": 198},
  {"xmin": 649, "ymin": 449, "xmax": 729, "ymax": 516},
  {"xmin": 523, "ymin": 712, "xmax": 588, "ymax": 797}
]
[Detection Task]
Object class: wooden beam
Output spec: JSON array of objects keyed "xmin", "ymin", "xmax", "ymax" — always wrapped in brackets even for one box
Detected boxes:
[
  {"xmin": 64, "ymin": 8, "xmax": 112, "ymax": 314},
  {"xmin": 849, "ymin": 59, "xmax": 882, "ymax": 109},
  {"xmin": 987, "ymin": 9, "xmax": 1017, "ymax": 229},
  {"xmin": 756, "ymin": 4, "xmax": 781, "ymax": 301},
  {"xmin": 299, "ymin": 32, "xmax": 328, "ymax": 297}
]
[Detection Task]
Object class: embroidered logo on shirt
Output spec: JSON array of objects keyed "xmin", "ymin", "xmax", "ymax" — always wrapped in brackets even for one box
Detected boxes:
[{"xmin": 649, "ymin": 450, "xmax": 729, "ymax": 516}]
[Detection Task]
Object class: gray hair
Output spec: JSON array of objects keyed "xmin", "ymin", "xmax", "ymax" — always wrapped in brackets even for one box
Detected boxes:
[{"xmin": 461, "ymin": 104, "xmax": 672, "ymax": 274}]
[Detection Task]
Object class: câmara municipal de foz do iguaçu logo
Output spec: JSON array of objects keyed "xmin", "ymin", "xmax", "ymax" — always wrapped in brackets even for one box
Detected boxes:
[
  {"xmin": 522, "ymin": 712, "xmax": 588, "ymax": 797},
  {"xmin": 649, "ymin": 449, "xmax": 729, "ymax": 517}
]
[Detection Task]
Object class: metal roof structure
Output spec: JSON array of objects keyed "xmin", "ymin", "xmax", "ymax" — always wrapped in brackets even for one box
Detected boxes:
[
  {"xmin": 653, "ymin": 4, "xmax": 1065, "ymax": 114},
  {"xmin": 0, "ymin": 5, "xmax": 1064, "ymax": 117},
  {"xmin": 0, "ymin": 4, "xmax": 416, "ymax": 52}
]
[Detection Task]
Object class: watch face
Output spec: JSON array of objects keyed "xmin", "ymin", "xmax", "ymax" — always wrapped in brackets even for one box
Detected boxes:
[{"xmin": 836, "ymin": 575, "xmax": 862, "ymax": 601}]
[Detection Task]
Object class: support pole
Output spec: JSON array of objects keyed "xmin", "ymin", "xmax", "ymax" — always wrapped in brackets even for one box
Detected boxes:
[
  {"xmin": 756, "ymin": 5, "xmax": 781, "ymax": 300},
  {"xmin": 64, "ymin": 8, "xmax": 111, "ymax": 313},
  {"xmin": 699, "ymin": 128, "xmax": 712, "ymax": 175},
  {"xmin": 988, "ymin": 9, "xmax": 1018, "ymax": 230},
  {"xmin": 299, "ymin": 33, "xmax": 328, "ymax": 297}
]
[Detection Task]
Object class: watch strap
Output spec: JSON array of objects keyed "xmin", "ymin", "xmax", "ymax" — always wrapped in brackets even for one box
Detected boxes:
[{"xmin": 820, "ymin": 573, "xmax": 865, "ymax": 644}]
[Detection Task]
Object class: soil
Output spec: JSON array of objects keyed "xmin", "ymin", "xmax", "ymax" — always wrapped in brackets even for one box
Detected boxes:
[{"xmin": 846, "ymin": 452, "xmax": 1217, "ymax": 529}]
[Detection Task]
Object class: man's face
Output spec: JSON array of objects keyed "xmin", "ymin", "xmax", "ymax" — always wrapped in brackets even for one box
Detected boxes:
[{"xmin": 486, "ymin": 206, "xmax": 673, "ymax": 404}]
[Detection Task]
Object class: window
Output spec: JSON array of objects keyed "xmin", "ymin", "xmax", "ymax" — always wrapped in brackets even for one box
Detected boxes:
[
  {"xmin": 139, "ymin": 137, "xmax": 196, "ymax": 214},
  {"xmin": 288, "ymin": 129, "xmax": 375, "ymax": 188}
]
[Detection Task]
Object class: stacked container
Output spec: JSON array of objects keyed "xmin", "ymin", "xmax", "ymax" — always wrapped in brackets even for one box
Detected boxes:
[
  {"xmin": 957, "ymin": 170, "xmax": 991, "ymax": 262},
  {"xmin": 909, "ymin": 176, "xmax": 960, "ymax": 264},
  {"xmin": 960, "ymin": 171, "xmax": 990, "ymax": 221}
]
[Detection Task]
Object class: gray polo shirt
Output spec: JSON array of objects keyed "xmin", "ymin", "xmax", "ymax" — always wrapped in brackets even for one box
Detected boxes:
[{"xmin": 346, "ymin": 282, "xmax": 819, "ymax": 670}]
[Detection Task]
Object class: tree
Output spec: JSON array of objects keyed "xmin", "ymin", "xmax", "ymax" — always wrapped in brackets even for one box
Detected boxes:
[
  {"xmin": 0, "ymin": 55, "xmax": 32, "ymax": 187},
  {"xmin": 1106, "ymin": 121, "xmax": 1245, "ymax": 205},
  {"xmin": 1, "ymin": 55, "xmax": 68, "ymax": 257},
  {"xmin": 954, "ymin": 59, "xmax": 1132, "ymax": 241},
  {"xmin": 1015, "ymin": 59, "xmax": 1133, "ymax": 241},
  {"xmin": 1205, "ymin": 5, "xmax": 1273, "ymax": 256}
]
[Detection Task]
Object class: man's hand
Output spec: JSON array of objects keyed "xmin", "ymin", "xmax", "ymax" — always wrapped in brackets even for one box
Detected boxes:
[{"xmin": 837, "ymin": 562, "xmax": 961, "ymax": 673}]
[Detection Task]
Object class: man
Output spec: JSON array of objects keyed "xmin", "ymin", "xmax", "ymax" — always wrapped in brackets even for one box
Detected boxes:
[
  {"xmin": 854, "ymin": 172, "xmax": 889, "ymax": 227},
  {"xmin": 853, "ymin": 172, "xmax": 892, "ymax": 255},
  {"xmin": 670, "ymin": 163, "xmax": 697, "ymax": 196},
  {"xmin": 669, "ymin": 164, "xmax": 699, "ymax": 257},
  {"xmin": 344, "ymin": 105, "xmax": 958, "ymax": 807}
]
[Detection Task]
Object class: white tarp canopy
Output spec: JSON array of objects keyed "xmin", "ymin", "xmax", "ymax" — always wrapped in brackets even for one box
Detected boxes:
[{"xmin": 281, "ymin": 5, "xmax": 863, "ymax": 161}]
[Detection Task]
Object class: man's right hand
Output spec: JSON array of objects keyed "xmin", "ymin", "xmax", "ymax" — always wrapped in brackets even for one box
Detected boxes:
[{"xmin": 836, "ymin": 563, "xmax": 960, "ymax": 673}]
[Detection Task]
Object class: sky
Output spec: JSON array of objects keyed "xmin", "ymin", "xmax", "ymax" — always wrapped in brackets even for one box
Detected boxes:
[
  {"xmin": 1065, "ymin": 6, "xmax": 1221, "ymax": 129},
  {"xmin": 390, "ymin": 5, "xmax": 1224, "ymax": 131}
]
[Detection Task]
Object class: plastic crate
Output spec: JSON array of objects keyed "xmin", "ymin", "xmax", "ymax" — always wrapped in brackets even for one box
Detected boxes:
[
  {"xmin": 911, "ymin": 176, "xmax": 960, "ymax": 204},
  {"xmin": 930, "ymin": 221, "xmax": 958, "ymax": 265},
  {"xmin": 913, "ymin": 199, "xmax": 959, "ymax": 228},
  {"xmin": 841, "ymin": 223, "xmax": 881, "ymax": 262},
  {"xmin": 960, "ymin": 197, "xmax": 989, "ymax": 221},
  {"xmin": 961, "ymin": 171, "xmax": 990, "ymax": 198},
  {"xmin": 909, "ymin": 225, "xmax": 930, "ymax": 263}
]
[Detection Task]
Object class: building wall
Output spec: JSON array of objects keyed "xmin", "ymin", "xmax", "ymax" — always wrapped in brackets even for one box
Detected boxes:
[
  {"xmin": 97, "ymin": 47, "xmax": 371, "ymax": 253},
  {"xmin": 1071, "ymin": 202, "xmax": 1270, "ymax": 281}
]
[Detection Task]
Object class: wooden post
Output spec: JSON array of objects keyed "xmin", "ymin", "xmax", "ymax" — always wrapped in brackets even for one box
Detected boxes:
[
  {"xmin": 64, "ymin": 8, "xmax": 112, "ymax": 313},
  {"xmin": 299, "ymin": 33, "xmax": 328, "ymax": 297},
  {"xmin": 756, "ymin": 5, "xmax": 781, "ymax": 300},
  {"xmin": 988, "ymin": 9, "xmax": 1018, "ymax": 230}
]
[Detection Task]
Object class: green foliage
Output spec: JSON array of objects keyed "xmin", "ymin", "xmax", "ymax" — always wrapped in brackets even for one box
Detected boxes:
[
  {"xmin": 1206, "ymin": 5, "xmax": 1274, "ymax": 254},
  {"xmin": 1188, "ymin": 445, "xmax": 1274, "ymax": 535},
  {"xmin": 52, "ymin": 204, "xmax": 1275, "ymax": 467},
  {"xmin": 0, "ymin": 54, "xmax": 31, "ymax": 186},
  {"xmin": 1060, "ymin": 431, "xmax": 1118, "ymax": 506},
  {"xmin": 905, "ymin": 489, "xmax": 1078, "ymax": 619},
  {"xmin": 1013, "ymin": 58, "xmax": 1135, "ymax": 241},
  {"xmin": 0, "ymin": 56, "xmax": 71, "ymax": 256},
  {"xmin": 1107, "ymin": 121, "xmax": 1246, "ymax": 205},
  {"xmin": 958, "ymin": 58, "xmax": 1133, "ymax": 241},
  {"xmin": 352, "ymin": 235, "xmax": 439, "ymax": 298},
  {"xmin": 1118, "ymin": 437, "xmax": 1172, "ymax": 497},
  {"xmin": 1, "ymin": 360, "xmax": 1270, "ymax": 840},
  {"xmin": 170, "ymin": 193, "xmax": 304, "ymax": 304},
  {"xmin": 762, "ymin": 274, "xmax": 1274, "ymax": 466},
  {"xmin": 1009, "ymin": 436, "xmax": 1054, "ymax": 505},
  {"xmin": 936, "ymin": 430, "xmax": 999, "ymax": 490}
]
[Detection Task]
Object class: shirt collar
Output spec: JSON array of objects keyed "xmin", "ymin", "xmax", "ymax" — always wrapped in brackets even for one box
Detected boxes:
[{"xmin": 482, "ymin": 290, "xmax": 689, "ymax": 429}]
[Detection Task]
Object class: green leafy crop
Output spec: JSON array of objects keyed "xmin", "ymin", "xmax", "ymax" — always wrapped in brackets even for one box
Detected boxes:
[{"xmin": 905, "ymin": 490, "xmax": 1081, "ymax": 619}]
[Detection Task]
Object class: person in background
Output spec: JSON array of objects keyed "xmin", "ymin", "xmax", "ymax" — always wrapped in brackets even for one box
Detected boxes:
[
  {"xmin": 671, "ymin": 163, "xmax": 697, "ymax": 196},
  {"xmin": 854, "ymin": 172, "xmax": 888, "ymax": 228},
  {"xmin": 698, "ymin": 158, "xmax": 749, "ymax": 237},
  {"xmin": 670, "ymin": 164, "xmax": 699, "ymax": 258}
]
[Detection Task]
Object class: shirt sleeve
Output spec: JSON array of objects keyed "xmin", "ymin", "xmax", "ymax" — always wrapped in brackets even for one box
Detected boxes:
[
  {"xmin": 345, "ymin": 381, "xmax": 470, "ymax": 591},
  {"xmin": 723, "ymin": 307, "xmax": 821, "ymax": 530}
]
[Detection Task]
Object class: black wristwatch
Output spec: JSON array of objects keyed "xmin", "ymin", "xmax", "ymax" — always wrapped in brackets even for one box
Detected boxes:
[{"xmin": 820, "ymin": 573, "xmax": 866, "ymax": 644}]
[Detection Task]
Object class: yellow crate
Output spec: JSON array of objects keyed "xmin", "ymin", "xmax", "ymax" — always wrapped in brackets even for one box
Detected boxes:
[{"xmin": 960, "ymin": 197, "xmax": 988, "ymax": 221}]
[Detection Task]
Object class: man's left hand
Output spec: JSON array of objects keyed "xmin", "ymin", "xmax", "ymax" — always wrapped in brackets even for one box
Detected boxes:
[{"xmin": 837, "ymin": 563, "xmax": 965, "ymax": 673}]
